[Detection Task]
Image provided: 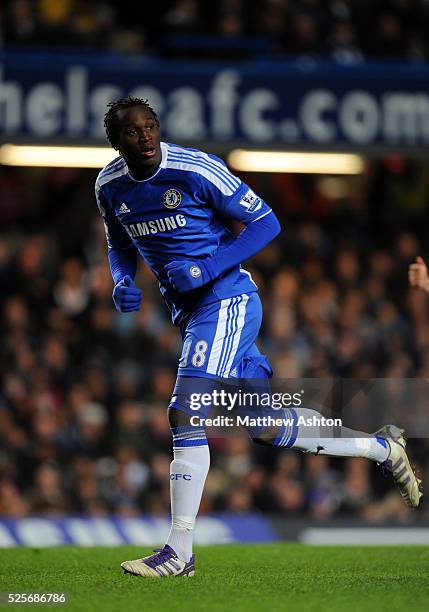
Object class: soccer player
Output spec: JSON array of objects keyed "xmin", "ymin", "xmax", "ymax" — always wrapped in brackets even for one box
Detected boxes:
[{"xmin": 96, "ymin": 97, "xmax": 422, "ymax": 578}]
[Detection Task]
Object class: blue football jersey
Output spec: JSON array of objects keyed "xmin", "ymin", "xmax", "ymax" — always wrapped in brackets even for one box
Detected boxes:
[{"xmin": 95, "ymin": 142, "xmax": 273, "ymax": 326}]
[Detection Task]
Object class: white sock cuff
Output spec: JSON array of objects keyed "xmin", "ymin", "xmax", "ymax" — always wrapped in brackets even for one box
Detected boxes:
[
  {"xmin": 358, "ymin": 436, "xmax": 390, "ymax": 462},
  {"xmin": 173, "ymin": 445, "xmax": 210, "ymax": 473}
]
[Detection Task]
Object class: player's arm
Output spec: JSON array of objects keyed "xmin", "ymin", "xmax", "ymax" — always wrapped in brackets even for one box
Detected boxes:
[
  {"xmin": 409, "ymin": 256, "xmax": 429, "ymax": 293},
  {"xmin": 95, "ymin": 183, "xmax": 142, "ymax": 312},
  {"xmin": 165, "ymin": 161, "xmax": 280, "ymax": 293}
]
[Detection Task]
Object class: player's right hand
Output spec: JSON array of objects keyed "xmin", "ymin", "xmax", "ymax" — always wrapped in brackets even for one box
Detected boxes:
[
  {"xmin": 112, "ymin": 275, "xmax": 142, "ymax": 312},
  {"xmin": 409, "ymin": 256, "xmax": 429, "ymax": 293}
]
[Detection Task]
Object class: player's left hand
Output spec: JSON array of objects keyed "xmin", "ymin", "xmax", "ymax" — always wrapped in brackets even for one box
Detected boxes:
[{"xmin": 165, "ymin": 260, "xmax": 212, "ymax": 293}]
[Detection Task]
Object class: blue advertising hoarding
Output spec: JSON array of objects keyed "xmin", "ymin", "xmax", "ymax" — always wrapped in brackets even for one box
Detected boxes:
[
  {"xmin": 2, "ymin": 516, "xmax": 429, "ymax": 547},
  {"xmin": 1, "ymin": 51, "xmax": 429, "ymax": 149},
  {"xmin": 0, "ymin": 515, "xmax": 278, "ymax": 547}
]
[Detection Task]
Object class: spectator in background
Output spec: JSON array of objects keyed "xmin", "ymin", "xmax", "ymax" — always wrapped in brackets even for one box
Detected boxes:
[
  {"xmin": 2, "ymin": 0, "xmax": 429, "ymax": 61},
  {"xmin": 329, "ymin": 20, "xmax": 363, "ymax": 64}
]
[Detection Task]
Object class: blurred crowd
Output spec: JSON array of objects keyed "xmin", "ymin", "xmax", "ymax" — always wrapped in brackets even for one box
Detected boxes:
[
  {"xmin": 1, "ymin": 0, "xmax": 429, "ymax": 62},
  {"xmin": 1, "ymin": 158, "xmax": 429, "ymax": 522}
]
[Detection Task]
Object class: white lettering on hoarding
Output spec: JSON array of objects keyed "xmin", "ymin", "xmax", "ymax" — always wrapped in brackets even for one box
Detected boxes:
[
  {"xmin": 340, "ymin": 91, "xmax": 379, "ymax": 143},
  {"xmin": 1, "ymin": 63, "xmax": 429, "ymax": 147},
  {"xmin": 89, "ymin": 84, "xmax": 122, "ymax": 137},
  {"xmin": 25, "ymin": 83, "xmax": 63, "ymax": 136},
  {"xmin": 300, "ymin": 90, "xmax": 336, "ymax": 142},
  {"xmin": 66, "ymin": 66, "xmax": 87, "ymax": 134},
  {"xmin": 0, "ymin": 67, "xmax": 21, "ymax": 132},
  {"xmin": 239, "ymin": 89, "xmax": 279, "ymax": 141},
  {"xmin": 165, "ymin": 87, "xmax": 206, "ymax": 139},
  {"xmin": 383, "ymin": 93, "xmax": 429, "ymax": 144},
  {"xmin": 209, "ymin": 70, "xmax": 240, "ymax": 139}
]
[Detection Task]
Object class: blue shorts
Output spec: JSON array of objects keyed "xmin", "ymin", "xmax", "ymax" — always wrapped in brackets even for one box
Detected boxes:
[{"xmin": 169, "ymin": 292, "xmax": 273, "ymax": 415}]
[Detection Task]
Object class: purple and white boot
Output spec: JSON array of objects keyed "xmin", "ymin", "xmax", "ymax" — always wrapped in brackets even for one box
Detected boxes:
[{"xmin": 121, "ymin": 545, "xmax": 195, "ymax": 577}]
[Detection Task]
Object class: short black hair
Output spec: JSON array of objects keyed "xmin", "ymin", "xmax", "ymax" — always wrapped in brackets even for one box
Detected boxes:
[{"xmin": 104, "ymin": 96, "xmax": 159, "ymax": 150}]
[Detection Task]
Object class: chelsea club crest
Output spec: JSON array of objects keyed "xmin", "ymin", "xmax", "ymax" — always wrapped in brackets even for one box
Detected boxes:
[{"xmin": 163, "ymin": 189, "xmax": 182, "ymax": 209}]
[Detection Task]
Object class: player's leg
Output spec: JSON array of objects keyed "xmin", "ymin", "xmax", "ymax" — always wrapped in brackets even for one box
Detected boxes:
[
  {"xmin": 164, "ymin": 403, "xmax": 210, "ymax": 563},
  {"xmin": 268, "ymin": 406, "xmax": 391, "ymax": 462},
  {"xmin": 160, "ymin": 295, "xmax": 261, "ymax": 567},
  {"xmin": 121, "ymin": 401, "xmax": 209, "ymax": 577},
  {"xmin": 267, "ymin": 411, "xmax": 421, "ymax": 507},
  {"xmin": 239, "ymin": 357, "xmax": 422, "ymax": 507},
  {"xmin": 158, "ymin": 296, "xmax": 256, "ymax": 566},
  {"xmin": 121, "ymin": 297, "xmax": 242, "ymax": 578}
]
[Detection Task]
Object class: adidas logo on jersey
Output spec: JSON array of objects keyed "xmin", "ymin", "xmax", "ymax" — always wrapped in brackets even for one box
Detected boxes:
[{"xmin": 118, "ymin": 202, "xmax": 130, "ymax": 214}]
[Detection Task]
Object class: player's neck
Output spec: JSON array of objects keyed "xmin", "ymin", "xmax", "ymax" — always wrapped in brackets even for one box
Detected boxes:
[
  {"xmin": 127, "ymin": 155, "xmax": 161, "ymax": 181},
  {"xmin": 127, "ymin": 161, "xmax": 160, "ymax": 181}
]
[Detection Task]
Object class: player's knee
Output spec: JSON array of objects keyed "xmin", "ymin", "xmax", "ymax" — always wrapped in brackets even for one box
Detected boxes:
[
  {"xmin": 251, "ymin": 433, "xmax": 276, "ymax": 447},
  {"xmin": 249, "ymin": 423, "xmax": 281, "ymax": 446},
  {"xmin": 168, "ymin": 407, "xmax": 193, "ymax": 429},
  {"xmin": 168, "ymin": 406, "xmax": 208, "ymax": 450}
]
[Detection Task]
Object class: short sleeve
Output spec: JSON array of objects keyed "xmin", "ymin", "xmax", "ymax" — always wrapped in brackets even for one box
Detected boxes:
[
  {"xmin": 199, "ymin": 154, "xmax": 272, "ymax": 225},
  {"xmin": 95, "ymin": 182, "xmax": 133, "ymax": 250}
]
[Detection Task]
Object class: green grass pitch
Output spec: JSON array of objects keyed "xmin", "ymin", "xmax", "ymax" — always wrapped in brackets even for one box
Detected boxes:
[{"xmin": 1, "ymin": 544, "xmax": 429, "ymax": 611}]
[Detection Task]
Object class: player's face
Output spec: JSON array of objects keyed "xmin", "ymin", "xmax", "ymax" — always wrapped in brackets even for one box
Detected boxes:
[{"xmin": 116, "ymin": 106, "xmax": 161, "ymax": 176}]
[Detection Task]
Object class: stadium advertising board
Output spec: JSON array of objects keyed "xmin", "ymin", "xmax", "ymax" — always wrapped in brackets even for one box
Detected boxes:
[
  {"xmin": 0, "ymin": 516, "xmax": 278, "ymax": 547},
  {"xmin": 1, "ymin": 52, "xmax": 429, "ymax": 149}
]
